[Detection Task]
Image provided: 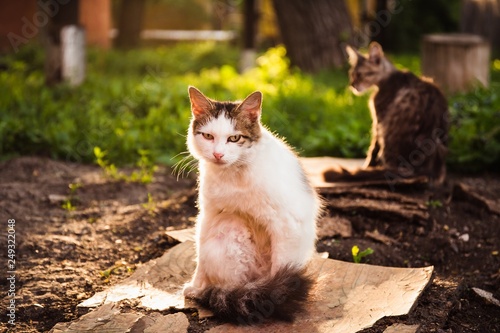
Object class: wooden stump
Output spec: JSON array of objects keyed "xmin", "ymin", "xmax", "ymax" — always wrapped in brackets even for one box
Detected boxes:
[{"xmin": 421, "ymin": 33, "xmax": 490, "ymax": 94}]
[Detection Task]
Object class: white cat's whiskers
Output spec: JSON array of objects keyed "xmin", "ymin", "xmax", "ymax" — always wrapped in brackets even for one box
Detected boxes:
[{"xmin": 172, "ymin": 152, "xmax": 198, "ymax": 180}]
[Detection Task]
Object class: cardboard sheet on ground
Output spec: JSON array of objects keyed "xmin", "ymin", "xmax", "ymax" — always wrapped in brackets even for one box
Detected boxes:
[
  {"xmin": 51, "ymin": 304, "xmax": 190, "ymax": 333},
  {"xmin": 77, "ymin": 235, "xmax": 432, "ymax": 333}
]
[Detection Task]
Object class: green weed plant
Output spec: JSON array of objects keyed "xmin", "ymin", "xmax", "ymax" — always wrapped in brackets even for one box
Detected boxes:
[
  {"xmin": 61, "ymin": 182, "xmax": 82, "ymax": 211},
  {"xmin": 352, "ymin": 245, "xmax": 374, "ymax": 264}
]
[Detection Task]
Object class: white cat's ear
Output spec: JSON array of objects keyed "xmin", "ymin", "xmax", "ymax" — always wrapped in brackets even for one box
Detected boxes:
[
  {"xmin": 345, "ymin": 45, "xmax": 359, "ymax": 67},
  {"xmin": 237, "ymin": 91, "xmax": 262, "ymax": 122},
  {"xmin": 368, "ymin": 42, "xmax": 384, "ymax": 65},
  {"xmin": 188, "ymin": 86, "xmax": 213, "ymax": 118}
]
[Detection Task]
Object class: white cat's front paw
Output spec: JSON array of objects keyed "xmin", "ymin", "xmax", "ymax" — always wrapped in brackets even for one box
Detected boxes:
[{"xmin": 183, "ymin": 283, "xmax": 202, "ymax": 299}]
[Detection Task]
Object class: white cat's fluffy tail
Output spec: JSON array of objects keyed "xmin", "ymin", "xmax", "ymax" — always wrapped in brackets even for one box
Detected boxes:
[{"xmin": 195, "ymin": 265, "xmax": 314, "ymax": 325}]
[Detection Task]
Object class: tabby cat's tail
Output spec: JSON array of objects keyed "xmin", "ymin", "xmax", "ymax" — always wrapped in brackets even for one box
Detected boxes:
[
  {"xmin": 196, "ymin": 265, "xmax": 314, "ymax": 325},
  {"xmin": 323, "ymin": 166, "xmax": 429, "ymax": 184}
]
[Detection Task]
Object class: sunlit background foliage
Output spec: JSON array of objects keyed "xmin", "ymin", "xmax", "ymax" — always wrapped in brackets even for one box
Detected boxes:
[{"xmin": 1, "ymin": 42, "xmax": 499, "ymax": 172}]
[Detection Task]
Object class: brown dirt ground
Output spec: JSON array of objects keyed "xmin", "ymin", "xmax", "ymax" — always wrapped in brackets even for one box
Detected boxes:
[{"xmin": 0, "ymin": 156, "xmax": 499, "ymax": 333}]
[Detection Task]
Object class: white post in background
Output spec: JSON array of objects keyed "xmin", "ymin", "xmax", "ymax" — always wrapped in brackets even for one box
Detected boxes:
[
  {"xmin": 239, "ymin": 49, "xmax": 257, "ymax": 73},
  {"xmin": 61, "ymin": 25, "xmax": 86, "ymax": 86}
]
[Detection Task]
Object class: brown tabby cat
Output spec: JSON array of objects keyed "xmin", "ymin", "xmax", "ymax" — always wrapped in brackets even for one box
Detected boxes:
[{"xmin": 324, "ymin": 42, "xmax": 449, "ymax": 189}]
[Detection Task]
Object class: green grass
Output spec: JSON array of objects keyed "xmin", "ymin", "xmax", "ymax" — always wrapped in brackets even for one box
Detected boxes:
[{"xmin": 0, "ymin": 42, "xmax": 499, "ymax": 172}]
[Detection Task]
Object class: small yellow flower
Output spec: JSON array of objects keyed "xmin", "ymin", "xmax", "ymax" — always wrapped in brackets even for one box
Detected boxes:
[{"xmin": 352, "ymin": 245, "xmax": 360, "ymax": 257}]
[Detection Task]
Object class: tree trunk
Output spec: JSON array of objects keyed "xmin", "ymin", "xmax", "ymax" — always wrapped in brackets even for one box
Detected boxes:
[
  {"xmin": 371, "ymin": 0, "xmax": 388, "ymax": 47},
  {"xmin": 115, "ymin": 0, "xmax": 146, "ymax": 49},
  {"xmin": 240, "ymin": 0, "xmax": 258, "ymax": 72},
  {"xmin": 272, "ymin": 0, "xmax": 353, "ymax": 72},
  {"xmin": 242, "ymin": 0, "xmax": 257, "ymax": 50},
  {"xmin": 461, "ymin": 0, "xmax": 500, "ymax": 50},
  {"xmin": 42, "ymin": 0, "xmax": 80, "ymax": 85},
  {"xmin": 212, "ymin": 0, "xmax": 231, "ymax": 30},
  {"xmin": 80, "ymin": 0, "xmax": 112, "ymax": 49}
]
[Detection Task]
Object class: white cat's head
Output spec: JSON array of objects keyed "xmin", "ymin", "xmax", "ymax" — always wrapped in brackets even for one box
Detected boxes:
[{"xmin": 187, "ymin": 86, "xmax": 262, "ymax": 167}]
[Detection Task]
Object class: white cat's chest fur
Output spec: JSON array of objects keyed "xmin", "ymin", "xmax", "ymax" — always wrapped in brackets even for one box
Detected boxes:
[{"xmin": 198, "ymin": 128, "xmax": 315, "ymax": 226}]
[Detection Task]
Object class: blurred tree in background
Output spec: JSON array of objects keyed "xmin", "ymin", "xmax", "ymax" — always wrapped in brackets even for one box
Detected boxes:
[
  {"xmin": 373, "ymin": 0, "xmax": 460, "ymax": 52},
  {"xmin": 114, "ymin": 0, "xmax": 146, "ymax": 49},
  {"xmin": 43, "ymin": 0, "xmax": 80, "ymax": 85},
  {"xmin": 272, "ymin": 0, "xmax": 353, "ymax": 71},
  {"xmin": 461, "ymin": 0, "xmax": 500, "ymax": 52}
]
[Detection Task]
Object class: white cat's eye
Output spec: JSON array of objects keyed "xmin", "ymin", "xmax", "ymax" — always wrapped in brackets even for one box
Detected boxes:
[
  {"xmin": 202, "ymin": 133, "xmax": 214, "ymax": 140},
  {"xmin": 227, "ymin": 135, "xmax": 241, "ymax": 143}
]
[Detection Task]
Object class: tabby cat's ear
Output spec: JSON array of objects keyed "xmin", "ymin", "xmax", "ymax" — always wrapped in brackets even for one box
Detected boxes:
[
  {"xmin": 368, "ymin": 42, "xmax": 384, "ymax": 65},
  {"xmin": 188, "ymin": 86, "xmax": 214, "ymax": 118},
  {"xmin": 236, "ymin": 91, "xmax": 262, "ymax": 122},
  {"xmin": 345, "ymin": 45, "xmax": 359, "ymax": 67}
]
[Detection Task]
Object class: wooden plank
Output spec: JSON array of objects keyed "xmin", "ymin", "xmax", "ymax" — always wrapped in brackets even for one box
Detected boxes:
[
  {"xmin": 300, "ymin": 158, "xmax": 431, "ymax": 222},
  {"xmin": 109, "ymin": 29, "xmax": 238, "ymax": 41},
  {"xmin": 453, "ymin": 182, "xmax": 500, "ymax": 216},
  {"xmin": 327, "ymin": 196, "xmax": 429, "ymax": 222}
]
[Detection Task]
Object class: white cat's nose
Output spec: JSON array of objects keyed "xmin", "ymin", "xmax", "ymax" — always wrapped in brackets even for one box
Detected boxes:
[{"xmin": 213, "ymin": 152, "xmax": 224, "ymax": 160}]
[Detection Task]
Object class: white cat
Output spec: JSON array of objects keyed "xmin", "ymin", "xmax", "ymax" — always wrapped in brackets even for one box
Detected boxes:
[{"xmin": 183, "ymin": 86, "xmax": 321, "ymax": 324}]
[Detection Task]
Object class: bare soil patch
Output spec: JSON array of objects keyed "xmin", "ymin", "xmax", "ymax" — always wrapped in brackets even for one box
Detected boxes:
[{"xmin": 0, "ymin": 157, "xmax": 499, "ymax": 332}]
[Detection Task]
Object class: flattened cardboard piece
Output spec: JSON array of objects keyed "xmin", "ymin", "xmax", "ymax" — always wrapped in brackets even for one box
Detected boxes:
[
  {"xmin": 78, "ymin": 241, "xmax": 433, "ymax": 333},
  {"xmin": 51, "ymin": 303, "xmax": 142, "ymax": 332},
  {"xmin": 166, "ymin": 227, "xmax": 196, "ymax": 243},
  {"xmin": 50, "ymin": 304, "xmax": 190, "ymax": 333},
  {"xmin": 79, "ymin": 241, "xmax": 196, "ymax": 310},
  {"xmin": 383, "ymin": 323, "xmax": 420, "ymax": 333},
  {"xmin": 143, "ymin": 312, "xmax": 190, "ymax": 333},
  {"xmin": 208, "ymin": 257, "xmax": 433, "ymax": 333}
]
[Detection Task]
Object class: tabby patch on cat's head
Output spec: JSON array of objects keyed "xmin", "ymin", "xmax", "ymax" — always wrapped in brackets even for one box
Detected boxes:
[
  {"xmin": 187, "ymin": 86, "xmax": 263, "ymax": 166},
  {"xmin": 345, "ymin": 42, "xmax": 395, "ymax": 94}
]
